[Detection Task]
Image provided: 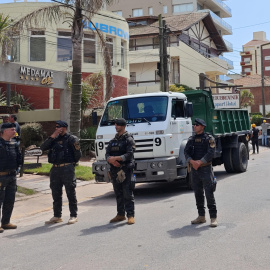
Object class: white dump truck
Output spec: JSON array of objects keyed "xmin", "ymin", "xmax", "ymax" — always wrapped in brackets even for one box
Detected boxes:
[{"xmin": 92, "ymin": 90, "xmax": 251, "ymax": 187}]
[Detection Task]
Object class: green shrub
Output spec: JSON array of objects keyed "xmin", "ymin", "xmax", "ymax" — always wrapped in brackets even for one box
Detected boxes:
[
  {"xmin": 80, "ymin": 126, "xmax": 97, "ymax": 156},
  {"xmin": 251, "ymin": 114, "xmax": 263, "ymax": 126},
  {"xmin": 21, "ymin": 123, "xmax": 45, "ymax": 147}
]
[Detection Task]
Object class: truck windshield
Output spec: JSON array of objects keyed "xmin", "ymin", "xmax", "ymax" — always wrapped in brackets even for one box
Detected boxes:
[{"xmin": 100, "ymin": 96, "xmax": 168, "ymax": 126}]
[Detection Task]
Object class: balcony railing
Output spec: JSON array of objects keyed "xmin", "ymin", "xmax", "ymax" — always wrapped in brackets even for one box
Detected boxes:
[
  {"xmin": 129, "ymin": 80, "xmax": 160, "ymax": 86},
  {"xmin": 212, "ymin": 0, "xmax": 231, "ymax": 15},
  {"xmin": 224, "ymin": 39, "xmax": 233, "ymax": 52},
  {"xmin": 219, "ymin": 55, "xmax": 234, "ymax": 68}
]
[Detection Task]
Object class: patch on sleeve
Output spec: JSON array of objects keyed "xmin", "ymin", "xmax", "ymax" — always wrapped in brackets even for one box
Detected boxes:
[
  {"xmin": 209, "ymin": 137, "xmax": 216, "ymax": 148},
  {"xmin": 74, "ymin": 142, "xmax": 80, "ymax": 150}
]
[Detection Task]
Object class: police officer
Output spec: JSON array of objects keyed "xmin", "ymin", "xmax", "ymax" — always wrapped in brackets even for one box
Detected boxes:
[
  {"xmin": 106, "ymin": 118, "xmax": 136, "ymax": 225},
  {"xmin": 184, "ymin": 118, "xmax": 218, "ymax": 227},
  {"xmin": 0, "ymin": 123, "xmax": 22, "ymax": 233},
  {"xmin": 40, "ymin": 121, "xmax": 81, "ymax": 225}
]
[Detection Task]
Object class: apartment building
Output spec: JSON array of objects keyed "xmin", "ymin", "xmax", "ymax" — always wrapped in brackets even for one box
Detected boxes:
[
  {"xmin": 107, "ymin": 0, "xmax": 233, "ymax": 51},
  {"xmin": 241, "ymin": 31, "xmax": 270, "ymax": 77}
]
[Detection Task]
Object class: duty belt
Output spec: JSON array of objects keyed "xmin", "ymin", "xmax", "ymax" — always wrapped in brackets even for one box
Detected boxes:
[
  {"xmin": 0, "ymin": 170, "xmax": 16, "ymax": 176},
  {"xmin": 53, "ymin": 163, "xmax": 73, "ymax": 167},
  {"xmin": 190, "ymin": 161, "xmax": 212, "ymax": 168}
]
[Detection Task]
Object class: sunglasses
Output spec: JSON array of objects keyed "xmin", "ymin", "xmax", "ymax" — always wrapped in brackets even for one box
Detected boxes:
[
  {"xmin": 55, "ymin": 126, "xmax": 61, "ymax": 128},
  {"xmin": 194, "ymin": 124, "xmax": 201, "ymax": 126}
]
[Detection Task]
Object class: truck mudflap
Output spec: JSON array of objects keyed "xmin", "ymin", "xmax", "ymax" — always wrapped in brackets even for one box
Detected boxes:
[{"xmin": 92, "ymin": 156, "xmax": 185, "ymax": 183}]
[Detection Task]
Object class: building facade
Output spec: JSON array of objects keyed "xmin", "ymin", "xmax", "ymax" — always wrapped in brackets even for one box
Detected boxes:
[
  {"xmin": 0, "ymin": 0, "xmax": 129, "ymax": 124},
  {"xmin": 240, "ymin": 31, "xmax": 270, "ymax": 77}
]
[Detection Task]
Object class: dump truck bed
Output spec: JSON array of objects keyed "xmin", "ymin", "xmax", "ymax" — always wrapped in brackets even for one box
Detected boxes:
[{"xmin": 183, "ymin": 90, "xmax": 251, "ymax": 136}]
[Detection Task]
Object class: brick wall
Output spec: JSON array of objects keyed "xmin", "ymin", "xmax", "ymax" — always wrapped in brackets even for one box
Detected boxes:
[{"xmin": 250, "ymin": 86, "xmax": 270, "ymax": 113}]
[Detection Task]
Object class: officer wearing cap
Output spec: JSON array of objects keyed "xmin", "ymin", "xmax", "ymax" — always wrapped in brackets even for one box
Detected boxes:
[
  {"xmin": 0, "ymin": 123, "xmax": 22, "ymax": 233},
  {"xmin": 40, "ymin": 120, "xmax": 81, "ymax": 225},
  {"xmin": 261, "ymin": 120, "xmax": 270, "ymax": 146},
  {"xmin": 251, "ymin": 123, "xmax": 260, "ymax": 154},
  {"xmin": 184, "ymin": 118, "xmax": 218, "ymax": 227},
  {"xmin": 105, "ymin": 118, "xmax": 136, "ymax": 225}
]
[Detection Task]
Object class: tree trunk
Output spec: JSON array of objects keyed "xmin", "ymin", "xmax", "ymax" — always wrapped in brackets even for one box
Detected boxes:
[{"xmin": 70, "ymin": 2, "xmax": 83, "ymax": 138}]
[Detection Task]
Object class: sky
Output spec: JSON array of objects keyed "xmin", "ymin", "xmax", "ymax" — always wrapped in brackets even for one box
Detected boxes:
[{"xmin": 1, "ymin": 0, "xmax": 270, "ymax": 75}]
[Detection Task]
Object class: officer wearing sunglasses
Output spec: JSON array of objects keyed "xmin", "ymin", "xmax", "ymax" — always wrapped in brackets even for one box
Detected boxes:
[{"xmin": 184, "ymin": 118, "xmax": 218, "ymax": 227}]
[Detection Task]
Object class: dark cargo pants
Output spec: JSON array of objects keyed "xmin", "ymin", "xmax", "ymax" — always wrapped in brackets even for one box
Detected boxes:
[
  {"xmin": 111, "ymin": 169, "xmax": 135, "ymax": 218},
  {"xmin": 50, "ymin": 164, "xmax": 77, "ymax": 218},
  {"xmin": 191, "ymin": 166, "xmax": 217, "ymax": 218},
  {"xmin": 0, "ymin": 173, "xmax": 17, "ymax": 225}
]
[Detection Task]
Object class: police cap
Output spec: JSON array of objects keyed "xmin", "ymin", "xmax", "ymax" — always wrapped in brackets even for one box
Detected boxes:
[
  {"xmin": 56, "ymin": 120, "xmax": 68, "ymax": 127},
  {"xmin": 1, "ymin": 123, "xmax": 16, "ymax": 130},
  {"xmin": 194, "ymin": 118, "xmax": 206, "ymax": 127},
  {"xmin": 115, "ymin": 118, "xmax": 126, "ymax": 126}
]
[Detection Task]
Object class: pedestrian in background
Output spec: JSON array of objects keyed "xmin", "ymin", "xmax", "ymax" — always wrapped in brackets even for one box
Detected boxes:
[
  {"xmin": 9, "ymin": 115, "xmax": 20, "ymax": 143},
  {"xmin": 251, "ymin": 123, "xmax": 260, "ymax": 154},
  {"xmin": 184, "ymin": 118, "xmax": 218, "ymax": 227},
  {"xmin": 0, "ymin": 123, "xmax": 22, "ymax": 233},
  {"xmin": 40, "ymin": 121, "xmax": 81, "ymax": 225},
  {"xmin": 260, "ymin": 120, "xmax": 270, "ymax": 146},
  {"xmin": 0, "ymin": 115, "xmax": 9, "ymax": 129},
  {"xmin": 106, "ymin": 118, "xmax": 136, "ymax": 225}
]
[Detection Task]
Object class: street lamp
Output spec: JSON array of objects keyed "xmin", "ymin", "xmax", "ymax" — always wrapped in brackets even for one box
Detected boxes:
[{"xmin": 261, "ymin": 42, "xmax": 270, "ymax": 117}]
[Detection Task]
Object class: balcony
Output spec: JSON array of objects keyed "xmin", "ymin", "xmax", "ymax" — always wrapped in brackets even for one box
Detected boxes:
[
  {"xmin": 199, "ymin": 10, "xmax": 232, "ymax": 35},
  {"xmin": 219, "ymin": 55, "xmax": 234, "ymax": 69},
  {"xmin": 201, "ymin": 0, "xmax": 232, "ymax": 18},
  {"xmin": 224, "ymin": 39, "xmax": 233, "ymax": 52}
]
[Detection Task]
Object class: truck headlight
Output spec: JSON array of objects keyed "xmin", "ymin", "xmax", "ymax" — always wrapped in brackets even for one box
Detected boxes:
[
  {"xmin": 157, "ymin": 162, "xmax": 163, "ymax": 168},
  {"xmin": 95, "ymin": 165, "xmax": 100, "ymax": 171},
  {"xmin": 101, "ymin": 165, "xmax": 106, "ymax": 171},
  {"xmin": 97, "ymin": 135, "xmax": 103, "ymax": 139},
  {"xmin": 150, "ymin": 162, "xmax": 156, "ymax": 169}
]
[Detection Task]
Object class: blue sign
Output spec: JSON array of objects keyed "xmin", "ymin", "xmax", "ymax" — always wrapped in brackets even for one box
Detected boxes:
[{"xmin": 85, "ymin": 21, "xmax": 129, "ymax": 40}]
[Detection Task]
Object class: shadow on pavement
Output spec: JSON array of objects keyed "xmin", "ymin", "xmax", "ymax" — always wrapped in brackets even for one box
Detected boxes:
[
  {"xmin": 168, "ymin": 224, "xmax": 211, "ymax": 238},
  {"xmin": 79, "ymin": 222, "xmax": 126, "ymax": 236}
]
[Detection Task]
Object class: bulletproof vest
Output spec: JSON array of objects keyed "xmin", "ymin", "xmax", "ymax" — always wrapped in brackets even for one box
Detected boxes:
[
  {"xmin": 191, "ymin": 133, "xmax": 209, "ymax": 160},
  {"xmin": 0, "ymin": 139, "xmax": 18, "ymax": 171},
  {"xmin": 50, "ymin": 134, "xmax": 75, "ymax": 164}
]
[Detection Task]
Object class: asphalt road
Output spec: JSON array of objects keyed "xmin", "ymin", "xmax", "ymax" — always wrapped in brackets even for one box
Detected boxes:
[{"xmin": 1, "ymin": 149, "xmax": 270, "ymax": 270}]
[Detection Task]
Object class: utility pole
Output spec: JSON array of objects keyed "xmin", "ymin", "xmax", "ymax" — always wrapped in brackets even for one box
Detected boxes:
[
  {"xmin": 260, "ymin": 42, "xmax": 270, "ymax": 117},
  {"xmin": 158, "ymin": 15, "xmax": 169, "ymax": 92}
]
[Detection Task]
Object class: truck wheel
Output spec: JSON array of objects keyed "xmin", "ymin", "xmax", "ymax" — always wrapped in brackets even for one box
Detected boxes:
[
  {"xmin": 186, "ymin": 172, "xmax": 193, "ymax": 190},
  {"xmin": 232, "ymin": 142, "xmax": 248, "ymax": 173},
  {"xmin": 223, "ymin": 148, "xmax": 235, "ymax": 173}
]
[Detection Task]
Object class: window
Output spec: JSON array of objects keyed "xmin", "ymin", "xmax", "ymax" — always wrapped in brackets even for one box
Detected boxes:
[
  {"xmin": 171, "ymin": 99, "xmax": 185, "ymax": 118},
  {"xmin": 7, "ymin": 35, "xmax": 20, "ymax": 62},
  {"xmin": 121, "ymin": 41, "xmax": 126, "ymax": 69},
  {"xmin": 30, "ymin": 30, "xmax": 45, "ymax": 61},
  {"xmin": 265, "ymin": 56, "xmax": 270, "ymax": 61},
  {"xmin": 265, "ymin": 66, "xmax": 270, "ymax": 71},
  {"xmin": 148, "ymin": 7, "xmax": 153, "ymax": 15},
  {"xmin": 112, "ymin": 10, "xmax": 123, "ymax": 16},
  {"xmin": 163, "ymin": 6, "xmax": 168, "ymax": 14},
  {"xmin": 132, "ymin": 8, "xmax": 143, "ymax": 17},
  {"xmin": 197, "ymin": 3, "xmax": 203, "ymax": 10},
  {"xmin": 106, "ymin": 37, "xmax": 114, "ymax": 65},
  {"xmin": 244, "ymin": 57, "xmax": 250, "ymax": 63},
  {"xmin": 244, "ymin": 67, "xmax": 251, "ymax": 72},
  {"xmin": 130, "ymin": 72, "xmax": 136, "ymax": 82},
  {"xmin": 57, "ymin": 31, "xmax": 72, "ymax": 61},
  {"xmin": 84, "ymin": 33, "xmax": 96, "ymax": 63},
  {"xmin": 173, "ymin": 3, "xmax": 193, "ymax": 13}
]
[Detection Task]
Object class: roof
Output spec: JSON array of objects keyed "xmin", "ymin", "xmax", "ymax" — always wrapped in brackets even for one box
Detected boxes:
[
  {"xmin": 243, "ymin": 40, "xmax": 270, "ymax": 47},
  {"xmin": 234, "ymin": 74, "xmax": 270, "ymax": 87},
  {"xmin": 129, "ymin": 12, "xmax": 227, "ymax": 52}
]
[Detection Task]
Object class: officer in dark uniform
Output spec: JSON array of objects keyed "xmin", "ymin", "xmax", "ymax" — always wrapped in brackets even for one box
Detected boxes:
[
  {"xmin": 106, "ymin": 118, "xmax": 136, "ymax": 225},
  {"xmin": 40, "ymin": 120, "xmax": 81, "ymax": 225},
  {"xmin": 184, "ymin": 118, "xmax": 218, "ymax": 227},
  {"xmin": 0, "ymin": 123, "xmax": 22, "ymax": 233}
]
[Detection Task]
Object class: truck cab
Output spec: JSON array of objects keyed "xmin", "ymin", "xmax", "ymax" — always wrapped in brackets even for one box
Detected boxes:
[{"xmin": 92, "ymin": 92, "xmax": 193, "ymax": 183}]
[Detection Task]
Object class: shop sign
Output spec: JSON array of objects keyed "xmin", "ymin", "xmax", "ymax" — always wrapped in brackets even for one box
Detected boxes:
[
  {"xmin": 213, "ymin": 94, "xmax": 240, "ymax": 109},
  {"xmin": 19, "ymin": 66, "xmax": 54, "ymax": 85}
]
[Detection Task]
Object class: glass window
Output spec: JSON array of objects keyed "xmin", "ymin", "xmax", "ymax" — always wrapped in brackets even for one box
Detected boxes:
[
  {"xmin": 171, "ymin": 99, "xmax": 185, "ymax": 118},
  {"xmin": 121, "ymin": 41, "xmax": 126, "ymax": 69},
  {"xmin": 265, "ymin": 66, "xmax": 270, "ymax": 71},
  {"xmin": 244, "ymin": 67, "xmax": 251, "ymax": 72},
  {"xmin": 30, "ymin": 30, "xmax": 45, "ymax": 61},
  {"xmin": 57, "ymin": 31, "xmax": 72, "ymax": 61},
  {"xmin": 100, "ymin": 96, "xmax": 168, "ymax": 126},
  {"xmin": 173, "ymin": 3, "xmax": 193, "ymax": 13},
  {"xmin": 132, "ymin": 8, "xmax": 143, "ymax": 17},
  {"xmin": 106, "ymin": 37, "xmax": 114, "ymax": 65},
  {"xmin": 84, "ymin": 33, "xmax": 96, "ymax": 63},
  {"xmin": 163, "ymin": 6, "xmax": 168, "ymax": 14},
  {"xmin": 148, "ymin": 7, "xmax": 153, "ymax": 15},
  {"xmin": 197, "ymin": 3, "xmax": 203, "ymax": 10},
  {"xmin": 112, "ymin": 11, "xmax": 123, "ymax": 16}
]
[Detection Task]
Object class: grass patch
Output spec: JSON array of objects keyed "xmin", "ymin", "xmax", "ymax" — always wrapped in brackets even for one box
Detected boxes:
[
  {"xmin": 23, "ymin": 163, "xmax": 95, "ymax": 181},
  {"xmin": 17, "ymin": 186, "xmax": 37, "ymax": 196}
]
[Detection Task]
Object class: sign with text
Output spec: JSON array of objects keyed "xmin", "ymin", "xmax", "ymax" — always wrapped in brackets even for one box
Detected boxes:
[{"xmin": 213, "ymin": 94, "xmax": 240, "ymax": 109}]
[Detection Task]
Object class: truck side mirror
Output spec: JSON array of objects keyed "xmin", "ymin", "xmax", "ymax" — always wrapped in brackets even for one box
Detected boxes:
[
  {"xmin": 92, "ymin": 111, "xmax": 98, "ymax": 126},
  {"xmin": 186, "ymin": 102, "xmax": 193, "ymax": 118}
]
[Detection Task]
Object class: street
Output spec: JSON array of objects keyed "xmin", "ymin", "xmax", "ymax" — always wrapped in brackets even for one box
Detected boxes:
[{"xmin": 1, "ymin": 149, "xmax": 270, "ymax": 270}]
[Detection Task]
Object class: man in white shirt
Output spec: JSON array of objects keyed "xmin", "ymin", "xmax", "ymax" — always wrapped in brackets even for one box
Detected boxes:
[{"xmin": 261, "ymin": 120, "xmax": 270, "ymax": 146}]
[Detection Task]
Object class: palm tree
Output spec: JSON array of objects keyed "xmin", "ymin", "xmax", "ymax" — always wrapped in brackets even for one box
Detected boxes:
[
  {"xmin": 11, "ymin": 0, "xmax": 114, "ymax": 137},
  {"xmin": 0, "ymin": 13, "xmax": 13, "ymax": 61}
]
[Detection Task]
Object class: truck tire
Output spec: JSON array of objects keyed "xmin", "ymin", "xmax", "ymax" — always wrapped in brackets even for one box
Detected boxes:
[
  {"xmin": 223, "ymin": 148, "xmax": 235, "ymax": 173},
  {"xmin": 232, "ymin": 142, "xmax": 248, "ymax": 173}
]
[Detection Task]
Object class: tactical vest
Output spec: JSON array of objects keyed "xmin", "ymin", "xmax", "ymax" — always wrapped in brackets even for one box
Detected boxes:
[
  {"xmin": 48, "ymin": 134, "xmax": 75, "ymax": 164},
  {"xmin": 0, "ymin": 139, "xmax": 19, "ymax": 171},
  {"xmin": 191, "ymin": 133, "xmax": 209, "ymax": 160}
]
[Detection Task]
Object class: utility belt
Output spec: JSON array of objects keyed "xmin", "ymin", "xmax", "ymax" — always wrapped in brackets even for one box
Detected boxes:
[
  {"xmin": 191, "ymin": 161, "xmax": 212, "ymax": 168},
  {"xmin": 0, "ymin": 170, "xmax": 16, "ymax": 176},
  {"xmin": 53, "ymin": 163, "xmax": 73, "ymax": 168}
]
